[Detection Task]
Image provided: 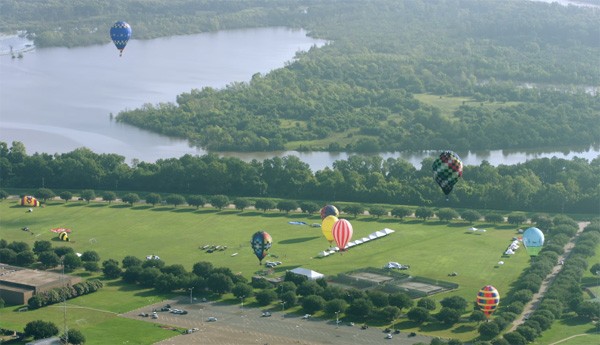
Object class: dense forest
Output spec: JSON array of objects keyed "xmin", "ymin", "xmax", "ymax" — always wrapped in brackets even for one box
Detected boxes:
[
  {"xmin": 1, "ymin": 0, "xmax": 599, "ymax": 152},
  {"xmin": 1, "ymin": 141, "xmax": 598, "ymax": 214}
]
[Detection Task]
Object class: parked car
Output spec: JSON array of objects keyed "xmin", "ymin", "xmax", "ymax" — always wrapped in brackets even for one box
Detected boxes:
[
  {"xmin": 302, "ymin": 314, "xmax": 312, "ymax": 319},
  {"xmin": 386, "ymin": 334, "xmax": 393, "ymax": 339},
  {"xmin": 207, "ymin": 317, "xmax": 217, "ymax": 322},
  {"xmin": 261, "ymin": 311, "xmax": 272, "ymax": 317}
]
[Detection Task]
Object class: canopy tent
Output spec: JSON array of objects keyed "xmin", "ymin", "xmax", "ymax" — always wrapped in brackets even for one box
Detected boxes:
[
  {"xmin": 382, "ymin": 228, "xmax": 395, "ymax": 235},
  {"xmin": 289, "ymin": 267, "xmax": 325, "ymax": 280},
  {"xmin": 374, "ymin": 230, "xmax": 387, "ymax": 237}
]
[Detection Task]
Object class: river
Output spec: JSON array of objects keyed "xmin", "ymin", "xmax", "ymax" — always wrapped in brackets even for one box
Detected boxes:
[{"xmin": 0, "ymin": 27, "xmax": 598, "ymax": 172}]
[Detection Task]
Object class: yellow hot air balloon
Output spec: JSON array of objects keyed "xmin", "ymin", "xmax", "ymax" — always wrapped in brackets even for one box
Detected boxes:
[{"xmin": 321, "ymin": 215, "xmax": 338, "ymax": 245}]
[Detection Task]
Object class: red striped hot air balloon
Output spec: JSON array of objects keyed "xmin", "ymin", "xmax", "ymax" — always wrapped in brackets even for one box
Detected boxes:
[
  {"xmin": 476, "ymin": 285, "xmax": 500, "ymax": 318},
  {"xmin": 332, "ymin": 219, "xmax": 353, "ymax": 251}
]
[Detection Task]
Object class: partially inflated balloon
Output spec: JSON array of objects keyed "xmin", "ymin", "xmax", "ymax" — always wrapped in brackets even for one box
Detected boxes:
[
  {"xmin": 110, "ymin": 21, "xmax": 132, "ymax": 56},
  {"xmin": 432, "ymin": 151, "xmax": 463, "ymax": 196},
  {"xmin": 522, "ymin": 227, "xmax": 545, "ymax": 257},
  {"xmin": 321, "ymin": 215, "xmax": 337, "ymax": 244},
  {"xmin": 250, "ymin": 231, "xmax": 272, "ymax": 264},
  {"xmin": 320, "ymin": 205, "xmax": 339, "ymax": 220},
  {"xmin": 332, "ymin": 219, "xmax": 353, "ymax": 251},
  {"xmin": 476, "ymin": 285, "xmax": 500, "ymax": 318},
  {"xmin": 58, "ymin": 231, "xmax": 70, "ymax": 242}
]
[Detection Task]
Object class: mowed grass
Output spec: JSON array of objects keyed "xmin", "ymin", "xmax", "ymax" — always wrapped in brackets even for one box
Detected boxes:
[
  {"xmin": 414, "ymin": 93, "xmax": 522, "ymax": 121},
  {"xmin": 0, "ymin": 199, "xmax": 531, "ymax": 342}
]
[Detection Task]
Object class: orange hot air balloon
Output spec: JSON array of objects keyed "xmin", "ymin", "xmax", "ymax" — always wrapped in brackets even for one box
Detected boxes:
[{"xmin": 476, "ymin": 285, "xmax": 500, "ymax": 318}]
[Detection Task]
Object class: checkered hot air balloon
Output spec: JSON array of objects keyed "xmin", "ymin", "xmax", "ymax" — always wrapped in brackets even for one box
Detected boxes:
[
  {"xmin": 476, "ymin": 285, "xmax": 500, "ymax": 318},
  {"xmin": 110, "ymin": 21, "xmax": 132, "ymax": 57},
  {"xmin": 320, "ymin": 205, "xmax": 339, "ymax": 220},
  {"xmin": 432, "ymin": 151, "xmax": 463, "ymax": 197},
  {"xmin": 251, "ymin": 231, "xmax": 272, "ymax": 265},
  {"xmin": 332, "ymin": 219, "xmax": 353, "ymax": 252}
]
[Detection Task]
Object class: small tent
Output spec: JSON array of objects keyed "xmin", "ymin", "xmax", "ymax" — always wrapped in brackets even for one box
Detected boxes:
[{"xmin": 289, "ymin": 267, "xmax": 325, "ymax": 280}]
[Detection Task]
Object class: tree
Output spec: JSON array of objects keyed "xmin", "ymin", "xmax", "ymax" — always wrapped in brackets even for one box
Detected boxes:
[
  {"xmin": 367, "ymin": 290, "xmax": 389, "ymax": 308},
  {"xmin": 576, "ymin": 301, "xmax": 600, "ymax": 319},
  {"xmin": 34, "ymin": 188, "xmax": 55, "ymax": 202},
  {"xmin": 368, "ymin": 206, "xmax": 387, "ymax": 218},
  {"xmin": 16, "ymin": 250, "xmax": 36, "ymax": 266},
  {"xmin": 145, "ymin": 193, "xmax": 162, "ymax": 206},
  {"xmin": 590, "ymin": 263, "xmax": 600, "ymax": 276},
  {"xmin": 516, "ymin": 325, "xmax": 539, "ymax": 342},
  {"xmin": 233, "ymin": 198, "xmax": 251, "ymax": 211},
  {"xmin": 210, "ymin": 195, "xmax": 229, "ymax": 210},
  {"xmin": 485, "ymin": 213, "xmax": 504, "ymax": 224},
  {"xmin": 39, "ymin": 251, "xmax": 60, "ymax": 268},
  {"xmin": 437, "ymin": 208, "xmax": 459, "ymax": 222},
  {"xmin": 186, "ymin": 195, "xmax": 206, "ymax": 209},
  {"xmin": 280, "ymin": 290, "xmax": 298, "ymax": 308},
  {"xmin": 407, "ymin": 307, "xmax": 430, "ymax": 324},
  {"xmin": 277, "ymin": 200, "xmax": 298, "ymax": 213},
  {"xmin": 25, "ymin": 320, "xmax": 59, "ymax": 340},
  {"xmin": 192, "ymin": 261, "xmax": 213, "ymax": 277},
  {"xmin": 83, "ymin": 261, "xmax": 100, "ymax": 272},
  {"xmin": 507, "ymin": 213, "xmax": 527, "ymax": 225},
  {"xmin": 62, "ymin": 329, "xmax": 85, "ymax": 345},
  {"xmin": 460, "ymin": 209, "xmax": 481, "ymax": 223},
  {"xmin": 80, "ymin": 250, "xmax": 100, "ymax": 262},
  {"xmin": 325, "ymin": 298, "xmax": 348, "ymax": 315},
  {"xmin": 436, "ymin": 307, "xmax": 461, "ymax": 325},
  {"xmin": 0, "ymin": 248, "xmax": 16, "ymax": 264},
  {"xmin": 206, "ymin": 273, "xmax": 233, "ymax": 294},
  {"xmin": 102, "ymin": 191, "xmax": 117, "ymax": 204},
  {"xmin": 415, "ymin": 207, "xmax": 434, "ymax": 220},
  {"xmin": 0, "ymin": 297, "xmax": 4, "ymax": 308},
  {"xmin": 478, "ymin": 321, "xmax": 500, "ymax": 339},
  {"xmin": 255, "ymin": 199, "xmax": 276, "ymax": 212},
  {"xmin": 102, "ymin": 259, "xmax": 122, "ymax": 279},
  {"xmin": 121, "ymin": 193, "xmax": 140, "ymax": 206},
  {"xmin": 302, "ymin": 295, "xmax": 326, "ymax": 314},
  {"xmin": 389, "ymin": 292, "xmax": 413, "ymax": 310},
  {"xmin": 503, "ymin": 331, "xmax": 527, "ymax": 345},
  {"xmin": 344, "ymin": 204, "xmax": 365, "ymax": 217},
  {"xmin": 80, "ymin": 189, "xmax": 96, "ymax": 203},
  {"xmin": 122, "ymin": 255, "xmax": 143, "ymax": 268},
  {"xmin": 165, "ymin": 194, "xmax": 185, "ymax": 207},
  {"xmin": 297, "ymin": 280, "xmax": 324, "ymax": 297},
  {"xmin": 232, "ymin": 283, "xmax": 254, "ymax": 299},
  {"xmin": 299, "ymin": 201, "xmax": 319, "ymax": 214},
  {"xmin": 380, "ymin": 305, "xmax": 401, "ymax": 322},
  {"xmin": 62, "ymin": 253, "xmax": 82, "ymax": 272},
  {"xmin": 255, "ymin": 289, "xmax": 277, "ymax": 306},
  {"xmin": 59, "ymin": 191, "xmax": 73, "ymax": 203},
  {"xmin": 0, "ymin": 190, "xmax": 8, "ymax": 200},
  {"xmin": 391, "ymin": 206, "xmax": 412, "ymax": 220},
  {"xmin": 469, "ymin": 310, "xmax": 487, "ymax": 323},
  {"xmin": 440, "ymin": 296, "xmax": 468, "ymax": 313},
  {"xmin": 33, "ymin": 240, "xmax": 52, "ymax": 254},
  {"xmin": 345, "ymin": 298, "xmax": 374, "ymax": 321},
  {"xmin": 417, "ymin": 297, "xmax": 436, "ymax": 311}
]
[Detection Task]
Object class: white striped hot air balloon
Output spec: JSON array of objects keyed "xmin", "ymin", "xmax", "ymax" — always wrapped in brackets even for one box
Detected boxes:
[{"xmin": 332, "ymin": 219, "xmax": 353, "ymax": 252}]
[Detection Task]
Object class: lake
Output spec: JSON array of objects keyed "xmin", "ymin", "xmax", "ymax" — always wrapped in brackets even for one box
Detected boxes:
[{"xmin": 0, "ymin": 27, "xmax": 598, "ymax": 172}]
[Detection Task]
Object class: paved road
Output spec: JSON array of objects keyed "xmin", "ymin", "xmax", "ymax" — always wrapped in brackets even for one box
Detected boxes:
[
  {"xmin": 122, "ymin": 298, "xmax": 432, "ymax": 345},
  {"xmin": 509, "ymin": 222, "xmax": 590, "ymax": 332}
]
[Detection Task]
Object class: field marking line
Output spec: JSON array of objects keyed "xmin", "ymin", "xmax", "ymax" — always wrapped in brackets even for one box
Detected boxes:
[{"xmin": 548, "ymin": 333, "xmax": 595, "ymax": 345}]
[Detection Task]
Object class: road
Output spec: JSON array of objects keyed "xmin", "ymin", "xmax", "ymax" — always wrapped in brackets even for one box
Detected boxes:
[{"xmin": 509, "ymin": 222, "xmax": 590, "ymax": 332}]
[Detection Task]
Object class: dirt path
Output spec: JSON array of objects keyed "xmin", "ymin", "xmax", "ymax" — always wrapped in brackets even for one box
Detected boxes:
[{"xmin": 509, "ymin": 222, "xmax": 589, "ymax": 332}]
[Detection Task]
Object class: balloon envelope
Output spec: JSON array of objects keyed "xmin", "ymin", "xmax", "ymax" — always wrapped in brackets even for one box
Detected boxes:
[
  {"xmin": 476, "ymin": 285, "xmax": 499, "ymax": 318},
  {"xmin": 332, "ymin": 219, "xmax": 353, "ymax": 251},
  {"xmin": 321, "ymin": 215, "xmax": 338, "ymax": 244},
  {"xmin": 522, "ymin": 227, "xmax": 545, "ymax": 256},
  {"xmin": 21, "ymin": 195, "xmax": 40, "ymax": 207},
  {"xmin": 110, "ymin": 21, "xmax": 132, "ymax": 55},
  {"xmin": 58, "ymin": 231, "xmax": 69, "ymax": 241},
  {"xmin": 432, "ymin": 151, "xmax": 463, "ymax": 195},
  {"xmin": 320, "ymin": 205, "xmax": 339, "ymax": 220},
  {"xmin": 250, "ymin": 231, "xmax": 272, "ymax": 264}
]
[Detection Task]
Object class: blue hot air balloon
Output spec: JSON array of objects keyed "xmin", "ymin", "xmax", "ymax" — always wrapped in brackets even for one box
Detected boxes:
[
  {"xmin": 522, "ymin": 227, "xmax": 545, "ymax": 256},
  {"xmin": 110, "ymin": 21, "xmax": 132, "ymax": 56}
]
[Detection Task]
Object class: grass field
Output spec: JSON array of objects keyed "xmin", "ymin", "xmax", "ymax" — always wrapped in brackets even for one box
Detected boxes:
[{"xmin": 0, "ymin": 198, "xmax": 536, "ymax": 343}]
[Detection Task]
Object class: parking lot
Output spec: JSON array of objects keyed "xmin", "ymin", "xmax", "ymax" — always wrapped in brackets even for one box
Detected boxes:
[{"xmin": 122, "ymin": 297, "xmax": 433, "ymax": 344}]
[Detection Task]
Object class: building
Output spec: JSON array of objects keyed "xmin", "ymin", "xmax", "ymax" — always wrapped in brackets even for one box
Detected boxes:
[
  {"xmin": 0, "ymin": 263, "xmax": 81, "ymax": 305},
  {"xmin": 289, "ymin": 267, "xmax": 325, "ymax": 280}
]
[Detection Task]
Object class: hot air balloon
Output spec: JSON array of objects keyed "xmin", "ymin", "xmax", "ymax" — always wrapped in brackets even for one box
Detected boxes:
[
  {"xmin": 332, "ymin": 219, "xmax": 353, "ymax": 251},
  {"xmin": 251, "ymin": 231, "xmax": 272, "ymax": 265},
  {"xmin": 476, "ymin": 285, "xmax": 500, "ymax": 318},
  {"xmin": 522, "ymin": 227, "xmax": 545, "ymax": 256},
  {"xmin": 320, "ymin": 205, "xmax": 339, "ymax": 220},
  {"xmin": 58, "ymin": 231, "xmax": 70, "ymax": 242},
  {"xmin": 432, "ymin": 151, "xmax": 463, "ymax": 198},
  {"xmin": 110, "ymin": 21, "xmax": 132, "ymax": 57},
  {"xmin": 321, "ymin": 215, "xmax": 338, "ymax": 245},
  {"xmin": 21, "ymin": 195, "xmax": 40, "ymax": 207}
]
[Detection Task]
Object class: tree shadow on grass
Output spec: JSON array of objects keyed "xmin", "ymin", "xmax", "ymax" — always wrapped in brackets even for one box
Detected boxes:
[
  {"xmin": 451, "ymin": 324, "xmax": 476, "ymax": 333},
  {"xmin": 194, "ymin": 209, "xmax": 219, "ymax": 214},
  {"xmin": 559, "ymin": 315, "xmax": 593, "ymax": 327},
  {"xmin": 87, "ymin": 203, "xmax": 107, "ymax": 208},
  {"xmin": 261, "ymin": 213, "xmax": 286, "ymax": 218},
  {"xmin": 279, "ymin": 236, "xmax": 320, "ymax": 244},
  {"xmin": 148, "ymin": 207, "xmax": 171, "ymax": 212},
  {"xmin": 65, "ymin": 203, "xmax": 85, "ymax": 207},
  {"xmin": 419, "ymin": 322, "xmax": 453, "ymax": 332},
  {"xmin": 217, "ymin": 210, "xmax": 238, "ymax": 215},
  {"xmin": 132, "ymin": 205, "xmax": 153, "ymax": 211},
  {"xmin": 172, "ymin": 208, "xmax": 194, "ymax": 213},
  {"xmin": 237, "ymin": 211, "xmax": 263, "ymax": 217},
  {"xmin": 405, "ymin": 219, "xmax": 423, "ymax": 224},
  {"xmin": 448, "ymin": 222, "xmax": 471, "ymax": 227},
  {"xmin": 110, "ymin": 204, "xmax": 131, "ymax": 209}
]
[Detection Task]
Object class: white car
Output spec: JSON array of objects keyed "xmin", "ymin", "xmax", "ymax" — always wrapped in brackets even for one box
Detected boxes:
[
  {"xmin": 386, "ymin": 333, "xmax": 393, "ymax": 339},
  {"xmin": 207, "ymin": 317, "xmax": 218, "ymax": 322},
  {"xmin": 302, "ymin": 314, "xmax": 311, "ymax": 319}
]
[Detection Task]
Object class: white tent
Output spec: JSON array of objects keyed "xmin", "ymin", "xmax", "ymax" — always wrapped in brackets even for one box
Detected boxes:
[
  {"xmin": 361, "ymin": 237, "xmax": 371, "ymax": 242},
  {"xmin": 382, "ymin": 228, "xmax": 395, "ymax": 234},
  {"xmin": 353, "ymin": 239, "xmax": 363, "ymax": 245},
  {"xmin": 347, "ymin": 242, "xmax": 356, "ymax": 247},
  {"xmin": 374, "ymin": 230, "xmax": 387, "ymax": 237},
  {"xmin": 368, "ymin": 234, "xmax": 378, "ymax": 240},
  {"xmin": 290, "ymin": 267, "xmax": 325, "ymax": 280},
  {"xmin": 318, "ymin": 251, "xmax": 331, "ymax": 257},
  {"xmin": 504, "ymin": 249, "xmax": 515, "ymax": 255}
]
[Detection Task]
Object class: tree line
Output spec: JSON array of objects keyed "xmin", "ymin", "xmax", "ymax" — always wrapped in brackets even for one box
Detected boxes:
[{"xmin": 1, "ymin": 141, "xmax": 598, "ymax": 214}]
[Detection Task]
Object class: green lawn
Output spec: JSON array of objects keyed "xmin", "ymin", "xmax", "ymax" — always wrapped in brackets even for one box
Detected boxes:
[{"xmin": 0, "ymin": 199, "xmax": 538, "ymax": 343}]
